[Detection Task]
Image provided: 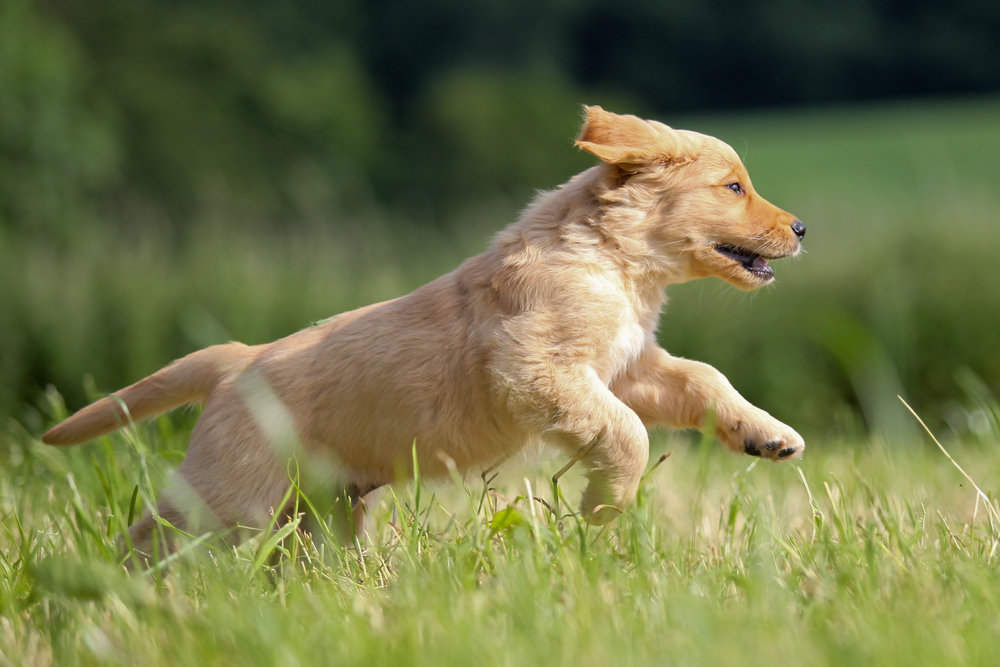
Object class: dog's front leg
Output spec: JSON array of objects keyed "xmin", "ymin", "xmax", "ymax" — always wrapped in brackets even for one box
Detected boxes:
[
  {"xmin": 544, "ymin": 367, "xmax": 650, "ymax": 524},
  {"xmin": 612, "ymin": 345, "xmax": 804, "ymax": 461}
]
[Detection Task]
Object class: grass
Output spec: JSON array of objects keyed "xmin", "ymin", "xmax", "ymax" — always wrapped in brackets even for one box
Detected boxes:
[{"xmin": 1, "ymin": 396, "xmax": 999, "ymax": 666}]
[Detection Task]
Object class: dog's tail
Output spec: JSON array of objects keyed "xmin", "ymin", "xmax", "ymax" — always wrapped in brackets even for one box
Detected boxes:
[{"xmin": 42, "ymin": 343, "xmax": 259, "ymax": 447}]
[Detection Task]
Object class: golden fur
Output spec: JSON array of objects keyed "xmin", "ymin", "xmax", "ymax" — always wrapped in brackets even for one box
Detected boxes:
[{"xmin": 43, "ymin": 106, "xmax": 806, "ymax": 555}]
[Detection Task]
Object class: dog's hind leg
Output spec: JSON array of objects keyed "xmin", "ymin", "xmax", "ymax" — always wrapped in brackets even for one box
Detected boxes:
[
  {"xmin": 125, "ymin": 500, "xmax": 194, "ymax": 568},
  {"xmin": 348, "ymin": 486, "xmax": 381, "ymax": 545},
  {"xmin": 126, "ymin": 394, "xmax": 304, "ymax": 564}
]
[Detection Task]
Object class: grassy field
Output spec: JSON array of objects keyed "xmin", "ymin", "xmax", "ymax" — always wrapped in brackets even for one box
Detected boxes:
[
  {"xmin": 1, "ymin": 410, "xmax": 999, "ymax": 666},
  {"xmin": 3, "ymin": 98, "xmax": 1000, "ymax": 665}
]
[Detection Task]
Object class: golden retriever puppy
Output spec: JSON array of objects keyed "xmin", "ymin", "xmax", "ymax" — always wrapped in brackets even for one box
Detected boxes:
[{"xmin": 43, "ymin": 106, "xmax": 806, "ymax": 554}]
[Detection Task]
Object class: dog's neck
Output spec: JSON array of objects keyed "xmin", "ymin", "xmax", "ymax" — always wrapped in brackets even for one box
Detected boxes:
[{"xmin": 493, "ymin": 166, "xmax": 691, "ymax": 295}]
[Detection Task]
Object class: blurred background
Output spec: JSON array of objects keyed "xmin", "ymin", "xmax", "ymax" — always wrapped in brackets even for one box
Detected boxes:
[{"xmin": 2, "ymin": 0, "xmax": 1000, "ymax": 444}]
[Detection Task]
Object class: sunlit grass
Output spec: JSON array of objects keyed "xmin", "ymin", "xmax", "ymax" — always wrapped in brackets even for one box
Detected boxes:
[{"xmin": 2, "ymin": 398, "xmax": 999, "ymax": 666}]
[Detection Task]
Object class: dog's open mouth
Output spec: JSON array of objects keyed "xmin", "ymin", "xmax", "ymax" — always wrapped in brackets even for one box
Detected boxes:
[{"xmin": 714, "ymin": 244, "xmax": 774, "ymax": 279}]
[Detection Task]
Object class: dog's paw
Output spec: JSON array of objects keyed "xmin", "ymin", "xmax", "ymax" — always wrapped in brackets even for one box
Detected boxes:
[{"xmin": 718, "ymin": 411, "xmax": 805, "ymax": 462}]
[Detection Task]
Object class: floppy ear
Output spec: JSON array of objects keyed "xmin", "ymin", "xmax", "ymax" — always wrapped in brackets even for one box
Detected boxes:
[{"xmin": 575, "ymin": 105, "xmax": 694, "ymax": 166}]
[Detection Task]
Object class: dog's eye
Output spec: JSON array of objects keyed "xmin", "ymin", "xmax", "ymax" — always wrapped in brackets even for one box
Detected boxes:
[{"xmin": 725, "ymin": 182, "xmax": 744, "ymax": 195}]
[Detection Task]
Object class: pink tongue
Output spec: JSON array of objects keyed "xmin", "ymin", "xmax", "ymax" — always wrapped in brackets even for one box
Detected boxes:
[{"xmin": 753, "ymin": 257, "xmax": 770, "ymax": 270}]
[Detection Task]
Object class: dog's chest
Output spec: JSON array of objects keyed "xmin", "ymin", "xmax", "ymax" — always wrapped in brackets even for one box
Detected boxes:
[{"xmin": 595, "ymin": 304, "xmax": 649, "ymax": 384}]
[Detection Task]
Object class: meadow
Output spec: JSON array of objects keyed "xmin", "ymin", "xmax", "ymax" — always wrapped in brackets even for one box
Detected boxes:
[
  {"xmin": 1, "ymin": 407, "xmax": 998, "ymax": 665},
  {"xmin": 2, "ymin": 99, "xmax": 1000, "ymax": 665}
]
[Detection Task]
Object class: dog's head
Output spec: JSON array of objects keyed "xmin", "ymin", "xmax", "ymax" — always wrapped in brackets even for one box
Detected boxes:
[{"xmin": 576, "ymin": 106, "xmax": 805, "ymax": 290}]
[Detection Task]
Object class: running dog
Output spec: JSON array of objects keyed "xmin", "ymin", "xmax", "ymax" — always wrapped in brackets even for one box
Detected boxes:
[{"xmin": 43, "ymin": 106, "xmax": 807, "ymax": 555}]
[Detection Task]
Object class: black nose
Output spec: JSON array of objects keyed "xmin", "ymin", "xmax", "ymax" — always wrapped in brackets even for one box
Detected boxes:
[{"xmin": 791, "ymin": 220, "xmax": 806, "ymax": 240}]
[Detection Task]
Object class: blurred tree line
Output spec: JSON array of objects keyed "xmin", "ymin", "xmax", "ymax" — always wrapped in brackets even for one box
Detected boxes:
[{"xmin": 3, "ymin": 0, "xmax": 1000, "ymax": 239}]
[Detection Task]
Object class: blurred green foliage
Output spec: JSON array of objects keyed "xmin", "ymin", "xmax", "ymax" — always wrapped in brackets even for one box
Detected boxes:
[
  {"xmin": 0, "ymin": 0, "xmax": 119, "ymax": 237},
  {"xmin": 2, "ymin": 0, "xmax": 1000, "ymax": 441},
  {"xmin": 6, "ymin": 0, "xmax": 1000, "ymax": 234}
]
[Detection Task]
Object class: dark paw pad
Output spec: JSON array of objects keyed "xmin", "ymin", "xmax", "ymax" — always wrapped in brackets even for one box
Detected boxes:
[
  {"xmin": 778, "ymin": 447, "xmax": 797, "ymax": 458},
  {"xmin": 743, "ymin": 439, "xmax": 761, "ymax": 457},
  {"xmin": 762, "ymin": 440, "xmax": 781, "ymax": 451}
]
